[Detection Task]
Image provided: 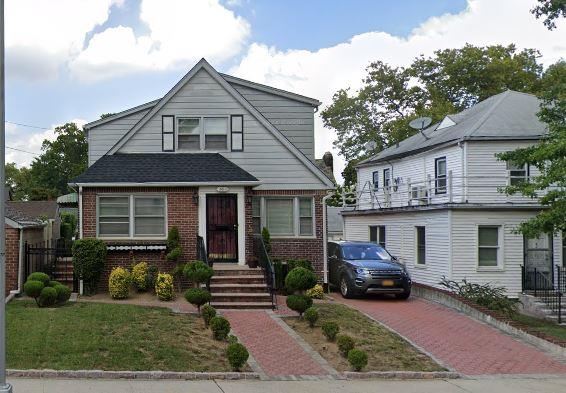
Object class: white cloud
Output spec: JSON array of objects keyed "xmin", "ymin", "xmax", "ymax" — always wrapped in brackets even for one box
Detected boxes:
[
  {"xmin": 229, "ymin": 0, "xmax": 566, "ymax": 182},
  {"xmin": 70, "ymin": 0, "xmax": 250, "ymax": 82},
  {"xmin": 5, "ymin": 0, "xmax": 119, "ymax": 81}
]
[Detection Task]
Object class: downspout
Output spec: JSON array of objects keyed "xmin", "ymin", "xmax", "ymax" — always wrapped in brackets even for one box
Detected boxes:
[
  {"xmin": 78, "ymin": 186, "xmax": 83, "ymax": 239},
  {"xmin": 322, "ymin": 193, "xmax": 331, "ymax": 288}
]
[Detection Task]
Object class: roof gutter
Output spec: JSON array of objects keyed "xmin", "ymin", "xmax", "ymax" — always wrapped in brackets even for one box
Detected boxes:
[{"xmin": 69, "ymin": 181, "xmax": 262, "ymax": 188}]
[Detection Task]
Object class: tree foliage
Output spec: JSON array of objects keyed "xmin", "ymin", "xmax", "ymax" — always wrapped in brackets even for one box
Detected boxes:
[
  {"xmin": 496, "ymin": 61, "xmax": 566, "ymax": 237},
  {"xmin": 531, "ymin": 0, "xmax": 566, "ymax": 30}
]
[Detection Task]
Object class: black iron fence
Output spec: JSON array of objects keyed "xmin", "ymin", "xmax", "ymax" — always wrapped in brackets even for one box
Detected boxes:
[
  {"xmin": 522, "ymin": 265, "xmax": 563, "ymax": 324},
  {"xmin": 24, "ymin": 238, "xmax": 77, "ymax": 292},
  {"xmin": 253, "ymin": 234, "xmax": 276, "ymax": 310}
]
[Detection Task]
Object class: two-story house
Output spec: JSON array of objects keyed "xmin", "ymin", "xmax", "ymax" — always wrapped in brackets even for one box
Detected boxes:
[
  {"xmin": 341, "ymin": 90, "xmax": 564, "ymax": 296},
  {"xmin": 72, "ymin": 59, "xmax": 334, "ymax": 297}
]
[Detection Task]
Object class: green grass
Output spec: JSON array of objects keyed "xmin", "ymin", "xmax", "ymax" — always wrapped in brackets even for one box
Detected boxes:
[
  {"xmin": 285, "ymin": 303, "xmax": 444, "ymax": 372},
  {"xmin": 511, "ymin": 313, "xmax": 566, "ymax": 341},
  {"xmin": 7, "ymin": 300, "xmax": 237, "ymax": 371}
]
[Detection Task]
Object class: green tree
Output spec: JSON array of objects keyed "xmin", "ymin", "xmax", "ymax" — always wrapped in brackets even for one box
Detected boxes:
[
  {"xmin": 28, "ymin": 122, "xmax": 87, "ymax": 198},
  {"xmin": 497, "ymin": 61, "xmax": 566, "ymax": 237},
  {"xmin": 531, "ymin": 0, "xmax": 566, "ymax": 30},
  {"xmin": 5, "ymin": 163, "xmax": 32, "ymax": 200}
]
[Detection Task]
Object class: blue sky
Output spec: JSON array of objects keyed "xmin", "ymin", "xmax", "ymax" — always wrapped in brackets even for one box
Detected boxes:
[{"xmin": 4, "ymin": 0, "xmax": 563, "ymax": 178}]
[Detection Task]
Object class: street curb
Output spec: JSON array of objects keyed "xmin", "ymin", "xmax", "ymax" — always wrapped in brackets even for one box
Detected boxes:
[
  {"xmin": 7, "ymin": 369, "xmax": 260, "ymax": 380},
  {"xmin": 341, "ymin": 371, "xmax": 459, "ymax": 379}
]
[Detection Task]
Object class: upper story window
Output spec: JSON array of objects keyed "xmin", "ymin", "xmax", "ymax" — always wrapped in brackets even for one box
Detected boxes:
[
  {"xmin": 178, "ymin": 118, "xmax": 201, "ymax": 150},
  {"xmin": 383, "ymin": 168, "xmax": 391, "ymax": 190},
  {"xmin": 172, "ymin": 116, "xmax": 233, "ymax": 152},
  {"xmin": 435, "ymin": 157, "xmax": 447, "ymax": 194},
  {"xmin": 507, "ymin": 162, "xmax": 528, "ymax": 186},
  {"xmin": 372, "ymin": 171, "xmax": 379, "ymax": 191},
  {"xmin": 204, "ymin": 117, "xmax": 228, "ymax": 150}
]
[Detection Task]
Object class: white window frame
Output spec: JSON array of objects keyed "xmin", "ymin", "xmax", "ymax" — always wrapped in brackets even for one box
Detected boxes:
[
  {"xmin": 477, "ymin": 225, "xmax": 504, "ymax": 271},
  {"xmin": 506, "ymin": 161, "xmax": 529, "ymax": 186},
  {"xmin": 255, "ymin": 196, "xmax": 315, "ymax": 239},
  {"xmin": 177, "ymin": 116, "xmax": 231, "ymax": 152},
  {"xmin": 415, "ymin": 226, "xmax": 426, "ymax": 267},
  {"xmin": 96, "ymin": 194, "xmax": 168, "ymax": 240}
]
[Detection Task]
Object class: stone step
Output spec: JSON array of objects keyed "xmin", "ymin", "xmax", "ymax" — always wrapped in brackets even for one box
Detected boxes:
[
  {"xmin": 209, "ymin": 283, "xmax": 268, "ymax": 293},
  {"xmin": 213, "ymin": 268, "xmax": 264, "ymax": 276},
  {"xmin": 211, "ymin": 301, "xmax": 273, "ymax": 310},
  {"xmin": 211, "ymin": 292, "xmax": 271, "ymax": 303},
  {"xmin": 210, "ymin": 275, "xmax": 266, "ymax": 284}
]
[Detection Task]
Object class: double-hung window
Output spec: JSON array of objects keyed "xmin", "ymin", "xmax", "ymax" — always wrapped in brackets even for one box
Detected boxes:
[
  {"xmin": 98, "ymin": 195, "xmax": 166, "ymax": 238},
  {"xmin": 507, "ymin": 161, "xmax": 528, "ymax": 186},
  {"xmin": 204, "ymin": 117, "xmax": 228, "ymax": 150},
  {"xmin": 178, "ymin": 118, "xmax": 201, "ymax": 150},
  {"xmin": 369, "ymin": 225, "xmax": 386, "ymax": 248},
  {"xmin": 266, "ymin": 199, "xmax": 294, "ymax": 236},
  {"xmin": 177, "ymin": 116, "xmax": 232, "ymax": 151},
  {"xmin": 435, "ymin": 157, "xmax": 447, "ymax": 194},
  {"xmin": 415, "ymin": 226, "xmax": 426, "ymax": 265},
  {"xmin": 383, "ymin": 168, "xmax": 391, "ymax": 190},
  {"xmin": 255, "ymin": 196, "xmax": 315, "ymax": 237},
  {"xmin": 478, "ymin": 226, "xmax": 501, "ymax": 268},
  {"xmin": 252, "ymin": 197, "xmax": 261, "ymax": 234},
  {"xmin": 372, "ymin": 171, "xmax": 379, "ymax": 191},
  {"xmin": 299, "ymin": 198, "xmax": 314, "ymax": 236}
]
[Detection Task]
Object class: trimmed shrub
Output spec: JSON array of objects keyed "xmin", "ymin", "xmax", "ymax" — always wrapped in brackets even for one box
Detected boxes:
[
  {"xmin": 210, "ymin": 316, "xmax": 231, "ymax": 340},
  {"xmin": 131, "ymin": 262, "xmax": 149, "ymax": 292},
  {"xmin": 24, "ymin": 280, "xmax": 44, "ymax": 304},
  {"xmin": 261, "ymin": 227, "xmax": 271, "ymax": 253},
  {"xmin": 347, "ymin": 349, "xmax": 368, "ymax": 371},
  {"xmin": 155, "ymin": 273, "xmax": 174, "ymax": 301},
  {"xmin": 38, "ymin": 287, "xmax": 57, "ymax": 307},
  {"xmin": 54, "ymin": 284, "xmax": 72, "ymax": 304},
  {"xmin": 303, "ymin": 307, "xmax": 319, "ymax": 327},
  {"xmin": 72, "ymin": 238, "xmax": 107, "ymax": 294},
  {"xmin": 227, "ymin": 334, "xmax": 238, "ymax": 344},
  {"xmin": 287, "ymin": 259, "xmax": 313, "ymax": 272},
  {"xmin": 109, "ymin": 267, "xmax": 131, "ymax": 299},
  {"xmin": 306, "ymin": 284, "xmax": 324, "ymax": 299},
  {"xmin": 28, "ymin": 272, "xmax": 50, "ymax": 287},
  {"xmin": 286, "ymin": 294, "xmax": 313, "ymax": 317},
  {"xmin": 337, "ymin": 334, "xmax": 355, "ymax": 357},
  {"xmin": 184, "ymin": 288, "xmax": 211, "ymax": 312},
  {"xmin": 183, "ymin": 261, "xmax": 214, "ymax": 286},
  {"xmin": 227, "ymin": 343, "xmax": 249, "ymax": 371},
  {"xmin": 201, "ymin": 304, "xmax": 217, "ymax": 327},
  {"xmin": 322, "ymin": 321, "xmax": 340, "ymax": 341},
  {"xmin": 166, "ymin": 227, "xmax": 182, "ymax": 263},
  {"xmin": 285, "ymin": 267, "xmax": 317, "ymax": 294},
  {"xmin": 146, "ymin": 265, "xmax": 158, "ymax": 291},
  {"xmin": 48, "ymin": 280, "xmax": 63, "ymax": 288}
]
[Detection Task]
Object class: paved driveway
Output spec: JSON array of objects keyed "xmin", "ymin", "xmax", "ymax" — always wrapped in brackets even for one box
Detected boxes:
[{"xmin": 331, "ymin": 294, "xmax": 566, "ymax": 376}]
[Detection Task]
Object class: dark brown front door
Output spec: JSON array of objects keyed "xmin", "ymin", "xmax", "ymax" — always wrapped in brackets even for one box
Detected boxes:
[{"xmin": 206, "ymin": 194, "xmax": 238, "ymax": 263}]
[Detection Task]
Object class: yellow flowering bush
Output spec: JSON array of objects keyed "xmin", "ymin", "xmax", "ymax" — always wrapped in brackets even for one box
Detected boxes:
[
  {"xmin": 109, "ymin": 267, "xmax": 131, "ymax": 299},
  {"xmin": 306, "ymin": 284, "xmax": 324, "ymax": 299},
  {"xmin": 131, "ymin": 261, "xmax": 149, "ymax": 291},
  {"xmin": 155, "ymin": 273, "xmax": 174, "ymax": 301}
]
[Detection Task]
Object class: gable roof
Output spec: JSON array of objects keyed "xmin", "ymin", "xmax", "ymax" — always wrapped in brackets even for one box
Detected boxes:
[
  {"xmin": 5, "ymin": 203, "xmax": 46, "ymax": 228},
  {"xmin": 359, "ymin": 90, "xmax": 547, "ymax": 166},
  {"xmin": 83, "ymin": 99, "xmax": 159, "ymax": 130},
  {"xmin": 105, "ymin": 58, "xmax": 334, "ymax": 188},
  {"xmin": 6, "ymin": 201, "xmax": 59, "ymax": 220},
  {"xmin": 70, "ymin": 153, "xmax": 259, "ymax": 185}
]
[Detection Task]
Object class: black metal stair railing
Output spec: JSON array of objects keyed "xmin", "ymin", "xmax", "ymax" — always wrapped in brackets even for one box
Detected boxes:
[
  {"xmin": 253, "ymin": 234, "xmax": 277, "ymax": 310},
  {"xmin": 522, "ymin": 265, "xmax": 563, "ymax": 324},
  {"xmin": 197, "ymin": 235, "xmax": 212, "ymax": 292}
]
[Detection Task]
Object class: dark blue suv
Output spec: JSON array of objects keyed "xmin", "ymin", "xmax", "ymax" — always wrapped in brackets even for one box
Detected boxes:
[{"xmin": 328, "ymin": 241, "xmax": 411, "ymax": 299}]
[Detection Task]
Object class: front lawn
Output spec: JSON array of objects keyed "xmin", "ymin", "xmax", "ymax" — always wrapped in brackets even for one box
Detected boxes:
[
  {"xmin": 511, "ymin": 313, "xmax": 566, "ymax": 341},
  {"xmin": 284, "ymin": 303, "xmax": 443, "ymax": 372},
  {"xmin": 7, "ymin": 300, "xmax": 241, "ymax": 372}
]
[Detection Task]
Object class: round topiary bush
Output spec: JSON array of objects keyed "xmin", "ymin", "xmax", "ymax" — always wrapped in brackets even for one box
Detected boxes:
[
  {"xmin": 38, "ymin": 286, "xmax": 57, "ymax": 307},
  {"xmin": 201, "ymin": 304, "xmax": 217, "ymax": 327},
  {"xmin": 131, "ymin": 261, "xmax": 149, "ymax": 292},
  {"xmin": 109, "ymin": 267, "xmax": 131, "ymax": 299},
  {"xmin": 54, "ymin": 284, "xmax": 72, "ymax": 304},
  {"xmin": 347, "ymin": 348, "xmax": 368, "ymax": 371},
  {"xmin": 72, "ymin": 238, "xmax": 107, "ymax": 294},
  {"xmin": 321, "ymin": 321, "xmax": 340, "ymax": 341},
  {"xmin": 155, "ymin": 273, "xmax": 174, "ymax": 301},
  {"xmin": 184, "ymin": 288, "xmax": 211, "ymax": 312},
  {"xmin": 285, "ymin": 267, "xmax": 317, "ymax": 294},
  {"xmin": 303, "ymin": 307, "xmax": 319, "ymax": 327},
  {"xmin": 337, "ymin": 334, "xmax": 355, "ymax": 357},
  {"xmin": 48, "ymin": 280, "xmax": 63, "ymax": 288},
  {"xmin": 183, "ymin": 261, "xmax": 214, "ymax": 286},
  {"xmin": 27, "ymin": 272, "xmax": 50, "ymax": 287},
  {"xmin": 286, "ymin": 294, "xmax": 313, "ymax": 317},
  {"xmin": 210, "ymin": 316, "xmax": 231, "ymax": 341},
  {"xmin": 24, "ymin": 280, "xmax": 44, "ymax": 304},
  {"xmin": 226, "ymin": 342, "xmax": 249, "ymax": 371},
  {"xmin": 227, "ymin": 334, "xmax": 238, "ymax": 344}
]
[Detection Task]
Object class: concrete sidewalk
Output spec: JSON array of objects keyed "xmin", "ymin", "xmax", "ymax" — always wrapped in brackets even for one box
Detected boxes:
[{"xmin": 9, "ymin": 377, "xmax": 566, "ymax": 393}]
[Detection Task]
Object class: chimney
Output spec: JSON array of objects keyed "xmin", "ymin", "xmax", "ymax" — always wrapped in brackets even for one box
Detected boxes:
[{"xmin": 322, "ymin": 151, "xmax": 333, "ymax": 173}]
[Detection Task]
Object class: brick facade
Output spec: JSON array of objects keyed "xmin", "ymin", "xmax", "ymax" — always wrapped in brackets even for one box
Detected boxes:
[
  {"xmin": 5, "ymin": 226, "xmax": 20, "ymax": 296},
  {"xmin": 245, "ymin": 189, "xmax": 326, "ymax": 278},
  {"xmin": 81, "ymin": 187, "xmax": 199, "ymax": 290}
]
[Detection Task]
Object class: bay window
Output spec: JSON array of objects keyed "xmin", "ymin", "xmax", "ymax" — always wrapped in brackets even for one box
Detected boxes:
[
  {"xmin": 97, "ymin": 195, "xmax": 167, "ymax": 238},
  {"xmin": 254, "ymin": 196, "xmax": 315, "ymax": 237}
]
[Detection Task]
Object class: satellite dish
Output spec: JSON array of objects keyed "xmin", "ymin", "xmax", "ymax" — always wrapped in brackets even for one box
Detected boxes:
[
  {"xmin": 409, "ymin": 117, "xmax": 432, "ymax": 130},
  {"xmin": 364, "ymin": 141, "xmax": 377, "ymax": 152}
]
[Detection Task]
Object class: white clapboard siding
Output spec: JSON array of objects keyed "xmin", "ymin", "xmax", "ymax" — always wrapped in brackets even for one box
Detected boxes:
[
  {"xmin": 343, "ymin": 210, "xmax": 451, "ymax": 288},
  {"xmin": 87, "ymin": 109, "xmax": 151, "ymax": 166},
  {"xmin": 119, "ymin": 68, "xmax": 327, "ymax": 189}
]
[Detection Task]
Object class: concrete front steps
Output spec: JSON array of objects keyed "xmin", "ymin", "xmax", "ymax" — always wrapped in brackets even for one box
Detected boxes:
[
  {"xmin": 210, "ymin": 264, "xmax": 273, "ymax": 310},
  {"xmin": 520, "ymin": 292, "xmax": 566, "ymax": 325}
]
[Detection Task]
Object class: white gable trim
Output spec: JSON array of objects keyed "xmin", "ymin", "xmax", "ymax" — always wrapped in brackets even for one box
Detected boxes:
[
  {"xmin": 107, "ymin": 59, "xmax": 334, "ymax": 189},
  {"xmin": 84, "ymin": 99, "xmax": 159, "ymax": 130}
]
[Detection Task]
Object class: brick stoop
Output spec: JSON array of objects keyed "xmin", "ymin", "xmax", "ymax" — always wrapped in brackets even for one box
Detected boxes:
[{"xmin": 210, "ymin": 265, "xmax": 272, "ymax": 309}]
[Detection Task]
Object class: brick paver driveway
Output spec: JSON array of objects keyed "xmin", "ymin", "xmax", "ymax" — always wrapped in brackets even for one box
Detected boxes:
[{"xmin": 332, "ymin": 294, "xmax": 566, "ymax": 376}]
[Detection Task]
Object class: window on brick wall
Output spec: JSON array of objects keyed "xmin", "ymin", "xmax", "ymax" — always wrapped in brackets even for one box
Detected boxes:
[
  {"xmin": 253, "ymin": 196, "xmax": 315, "ymax": 238},
  {"xmin": 252, "ymin": 197, "xmax": 261, "ymax": 234}
]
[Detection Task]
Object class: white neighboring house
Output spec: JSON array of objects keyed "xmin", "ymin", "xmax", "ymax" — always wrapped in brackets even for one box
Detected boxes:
[{"xmin": 341, "ymin": 90, "xmax": 564, "ymax": 297}]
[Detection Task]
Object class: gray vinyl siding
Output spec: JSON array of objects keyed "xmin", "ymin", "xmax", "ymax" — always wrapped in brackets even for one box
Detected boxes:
[
  {"xmin": 119, "ymin": 68, "xmax": 327, "ymax": 190},
  {"xmin": 343, "ymin": 210, "xmax": 451, "ymax": 289},
  {"xmin": 87, "ymin": 109, "xmax": 150, "ymax": 166},
  {"xmin": 230, "ymin": 83, "xmax": 315, "ymax": 160}
]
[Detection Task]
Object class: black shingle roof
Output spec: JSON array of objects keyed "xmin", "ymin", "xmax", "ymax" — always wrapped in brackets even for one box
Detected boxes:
[{"xmin": 71, "ymin": 153, "xmax": 258, "ymax": 184}]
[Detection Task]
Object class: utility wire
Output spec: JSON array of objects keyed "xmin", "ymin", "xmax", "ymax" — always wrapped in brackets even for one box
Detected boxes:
[
  {"xmin": 6, "ymin": 146, "xmax": 39, "ymax": 155},
  {"xmin": 5, "ymin": 120, "xmax": 51, "ymax": 130}
]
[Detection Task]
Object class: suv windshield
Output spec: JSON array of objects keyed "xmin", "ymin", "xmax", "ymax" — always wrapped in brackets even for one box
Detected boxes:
[{"xmin": 341, "ymin": 244, "xmax": 392, "ymax": 261}]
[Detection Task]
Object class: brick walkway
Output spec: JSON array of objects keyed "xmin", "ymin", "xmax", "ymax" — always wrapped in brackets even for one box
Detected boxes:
[
  {"xmin": 223, "ymin": 311, "xmax": 327, "ymax": 376},
  {"xmin": 332, "ymin": 294, "xmax": 566, "ymax": 376}
]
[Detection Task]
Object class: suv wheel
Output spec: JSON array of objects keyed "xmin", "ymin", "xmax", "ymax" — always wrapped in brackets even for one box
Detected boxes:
[
  {"xmin": 340, "ymin": 276, "xmax": 354, "ymax": 299},
  {"xmin": 395, "ymin": 290, "xmax": 410, "ymax": 300}
]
